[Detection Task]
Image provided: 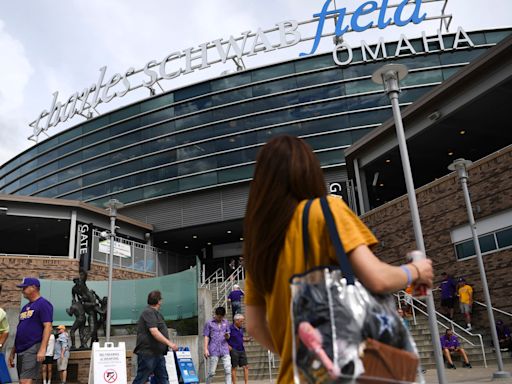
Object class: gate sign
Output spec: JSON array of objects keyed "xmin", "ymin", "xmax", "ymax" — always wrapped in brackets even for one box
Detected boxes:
[
  {"xmin": 175, "ymin": 347, "xmax": 199, "ymax": 383},
  {"xmin": 329, "ymin": 182, "xmax": 349, "ymax": 201},
  {"xmin": 99, "ymin": 239, "xmax": 132, "ymax": 258},
  {"xmin": 77, "ymin": 223, "xmax": 93, "ymax": 271},
  {"xmin": 88, "ymin": 342, "xmax": 127, "ymax": 384}
]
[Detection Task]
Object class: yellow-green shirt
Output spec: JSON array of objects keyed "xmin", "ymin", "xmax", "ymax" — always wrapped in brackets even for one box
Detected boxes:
[
  {"xmin": 245, "ymin": 196, "xmax": 377, "ymax": 383},
  {"xmin": 0, "ymin": 308, "xmax": 9, "ymax": 333},
  {"xmin": 458, "ymin": 284, "xmax": 473, "ymax": 304}
]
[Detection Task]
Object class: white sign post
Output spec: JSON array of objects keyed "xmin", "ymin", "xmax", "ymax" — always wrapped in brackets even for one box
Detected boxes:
[
  {"xmin": 165, "ymin": 351, "xmax": 180, "ymax": 384},
  {"xmin": 88, "ymin": 342, "xmax": 128, "ymax": 384}
]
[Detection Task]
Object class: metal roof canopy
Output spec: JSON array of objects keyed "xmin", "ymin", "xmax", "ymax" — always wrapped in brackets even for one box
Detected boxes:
[{"xmin": 345, "ymin": 33, "xmax": 512, "ymax": 212}]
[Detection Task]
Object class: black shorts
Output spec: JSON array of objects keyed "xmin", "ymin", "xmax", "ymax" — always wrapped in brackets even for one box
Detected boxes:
[
  {"xmin": 441, "ymin": 298, "xmax": 454, "ymax": 308},
  {"xmin": 230, "ymin": 349, "xmax": 248, "ymax": 367},
  {"xmin": 43, "ymin": 356, "xmax": 54, "ymax": 365}
]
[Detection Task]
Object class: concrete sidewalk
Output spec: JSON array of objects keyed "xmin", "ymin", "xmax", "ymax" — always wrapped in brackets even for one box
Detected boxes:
[{"xmin": 241, "ymin": 362, "xmax": 512, "ymax": 383}]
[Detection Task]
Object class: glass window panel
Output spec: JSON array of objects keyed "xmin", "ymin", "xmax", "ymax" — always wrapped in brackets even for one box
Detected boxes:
[
  {"xmin": 143, "ymin": 180, "xmax": 179, "ymax": 199},
  {"xmin": 82, "ymin": 116, "xmax": 109, "ymax": 133},
  {"xmin": 176, "ymin": 127, "xmax": 215, "ymax": 145},
  {"xmin": 142, "ymin": 150, "xmax": 176, "ymax": 168},
  {"xmin": 252, "ymin": 77, "xmax": 297, "ymax": 97},
  {"xmin": 36, "ymin": 174, "xmax": 58, "ymax": 190},
  {"xmin": 218, "ymin": 165, "xmax": 254, "ymax": 183},
  {"xmin": 479, "ymin": 234, "xmax": 497, "ymax": 253},
  {"xmin": 401, "ymin": 69, "xmax": 443, "ymax": 87},
  {"xmin": 4, "ymin": 181, "xmax": 20, "ymax": 194},
  {"xmin": 82, "ymin": 155, "xmax": 111, "ymax": 173},
  {"xmin": 257, "ymin": 124, "xmax": 301, "ymax": 142},
  {"xmin": 175, "ymin": 97, "xmax": 212, "ymax": 116},
  {"xmin": 140, "ymin": 93, "xmax": 174, "ymax": 113},
  {"xmin": 61, "ymin": 190, "xmax": 83, "ymax": 201},
  {"xmin": 456, "ymin": 241, "xmax": 475, "ymax": 260},
  {"xmin": 110, "ymin": 130, "xmax": 142, "ymax": 151},
  {"xmin": 296, "ymin": 69, "xmax": 343, "ymax": 88},
  {"xmin": 58, "ymin": 165, "xmax": 82, "ymax": 182},
  {"xmin": 211, "ymin": 72, "xmax": 253, "ymax": 91},
  {"xmin": 485, "ymin": 30, "xmax": 512, "ymax": 44},
  {"xmin": 58, "ymin": 127, "xmax": 82, "ymax": 144},
  {"xmin": 351, "ymin": 128, "xmax": 373, "ymax": 142},
  {"xmin": 298, "ymin": 84, "xmax": 344, "ymax": 103},
  {"xmin": 141, "ymin": 107, "xmax": 174, "ymax": 126},
  {"xmin": 82, "ymin": 141, "xmax": 110, "ymax": 160},
  {"xmin": 299, "ymin": 99, "xmax": 348, "ymax": 119},
  {"xmin": 442, "ymin": 67, "xmax": 462, "ymax": 80},
  {"xmin": 217, "ymin": 147, "xmax": 258, "ymax": 167},
  {"xmin": 109, "ymin": 104, "xmax": 141, "ymax": 122},
  {"xmin": 345, "ymin": 78, "xmax": 382, "ymax": 95},
  {"xmin": 349, "ymin": 108, "xmax": 392, "ymax": 127},
  {"xmin": 57, "ymin": 178, "xmax": 82, "ymax": 195},
  {"xmin": 82, "ymin": 128, "xmax": 110, "ymax": 146},
  {"xmin": 212, "ymin": 87, "xmax": 252, "ymax": 105},
  {"xmin": 110, "ymin": 175, "xmax": 138, "ymax": 192},
  {"xmin": 496, "ymin": 228, "xmax": 512, "ymax": 248},
  {"xmin": 58, "ymin": 151, "xmax": 83, "ymax": 168},
  {"xmin": 295, "ymin": 54, "xmax": 334, "ymax": 73},
  {"xmin": 36, "ymin": 137, "xmax": 59, "ymax": 154},
  {"xmin": 110, "ymin": 118, "xmax": 141, "ymax": 136},
  {"xmin": 35, "ymin": 187, "xmax": 59, "ymax": 198},
  {"xmin": 37, "ymin": 151, "xmax": 58, "ymax": 166},
  {"xmin": 179, "ymin": 172, "xmax": 217, "ymax": 191},
  {"xmin": 400, "ymin": 86, "xmax": 434, "ymax": 103},
  {"xmin": 176, "ymin": 142, "xmax": 215, "ymax": 161},
  {"xmin": 440, "ymin": 48, "xmax": 486, "ymax": 65},
  {"xmin": 299, "ymin": 115, "xmax": 350, "ymax": 136},
  {"xmin": 305, "ymin": 131, "xmax": 352, "ymax": 149},
  {"xmin": 175, "ymin": 111, "xmax": 212, "ymax": 130},
  {"xmin": 142, "ymin": 121, "xmax": 175, "ymax": 139},
  {"xmin": 84, "ymin": 169, "xmax": 110, "ymax": 185},
  {"xmin": 315, "ymin": 149, "xmax": 345, "ymax": 166},
  {"xmin": 82, "ymin": 183, "xmax": 109, "ymax": 201},
  {"xmin": 175, "ymin": 82, "xmax": 212, "ymax": 101},
  {"xmin": 466, "ymin": 32, "xmax": 486, "ymax": 45},
  {"xmin": 18, "ymin": 183, "xmax": 38, "ymax": 195},
  {"xmin": 113, "ymin": 188, "xmax": 143, "ymax": 204},
  {"xmin": 18, "ymin": 172, "xmax": 38, "ymax": 187},
  {"xmin": 252, "ymin": 62, "xmax": 294, "ymax": 82},
  {"xmin": 212, "ymin": 102, "xmax": 251, "ymax": 121},
  {"xmin": 215, "ymin": 132, "xmax": 257, "ymax": 152},
  {"xmin": 348, "ymin": 93, "xmax": 389, "ymax": 110},
  {"xmin": 178, "ymin": 157, "xmax": 217, "ymax": 176},
  {"xmin": 110, "ymin": 159, "xmax": 142, "ymax": 178},
  {"xmin": 144, "ymin": 135, "xmax": 176, "ymax": 153},
  {"xmin": 342, "ymin": 61, "xmax": 387, "ymax": 79}
]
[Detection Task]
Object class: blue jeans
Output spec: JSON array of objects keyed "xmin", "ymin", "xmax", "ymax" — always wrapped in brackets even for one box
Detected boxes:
[{"xmin": 132, "ymin": 353, "xmax": 169, "ymax": 384}]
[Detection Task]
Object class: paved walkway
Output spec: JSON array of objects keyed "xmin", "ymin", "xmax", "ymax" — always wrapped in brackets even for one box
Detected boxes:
[{"xmin": 241, "ymin": 362, "xmax": 512, "ymax": 383}]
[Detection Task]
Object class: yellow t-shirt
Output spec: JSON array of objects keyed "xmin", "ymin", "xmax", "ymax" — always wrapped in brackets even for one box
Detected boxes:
[
  {"xmin": 0, "ymin": 307, "xmax": 9, "ymax": 333},
  {"xmin": 458, "ymin": 284, "xmax": 473, "ymax": 304},
  {"xmin": 245, "ymin": 196, "xmax": 378, "ymax": 383}
]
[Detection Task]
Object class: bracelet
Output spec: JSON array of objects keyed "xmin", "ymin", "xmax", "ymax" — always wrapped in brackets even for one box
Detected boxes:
[
  {"xmin": 400, "ymin": 265, "xmax": 412, "ymax": 286},
  {"xmin": 410, "ymin": 263, "xmax": 422, "ymax": 281}
]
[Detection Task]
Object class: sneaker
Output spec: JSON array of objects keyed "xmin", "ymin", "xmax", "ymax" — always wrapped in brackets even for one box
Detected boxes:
[
  {"xmin": 463, "ymin": 362, "xmax": 472, "ymax": 368},
  {"xmin": 465, "ymin": 325, "xmax": 472, "ymax": 332},
  {"xmin": 448, "ymin": 363, "xmax": 456, "ymax": 369}
]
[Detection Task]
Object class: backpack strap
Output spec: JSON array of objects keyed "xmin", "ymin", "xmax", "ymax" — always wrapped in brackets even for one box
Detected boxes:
[
  {"xmin": 302, "ymin": 199, "xmax": 314, "ymax": 270},
  {"xmin": 319, "ymin": 196, "xmax": 355, "ymax": 285}
]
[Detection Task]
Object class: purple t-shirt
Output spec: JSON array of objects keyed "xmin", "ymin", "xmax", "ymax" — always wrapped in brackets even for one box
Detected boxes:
[
  {"xmin": 228, "ymin": 290, "xmax": 244, "ymax": 302},
  {"xmin": 228, "ymin": 323, "xmax": 245, "ymax": 352},
  {"xmin": 203, "ymin": 318, "xmax": 230, "ymax": 357},
  {"xmin": 440, "ymin": 278, "xmax": 456, "ymax": 299},
  {"xmin": 15, "ymin": 296, "xmax": 53, "ymax": 353},
  {"xmin": 440, "ymin": 334, "xmax": 460, "ymax": 349}
]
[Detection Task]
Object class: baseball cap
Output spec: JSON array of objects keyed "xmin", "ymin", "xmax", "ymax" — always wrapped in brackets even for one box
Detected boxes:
[{"xmin": 16, "ymin": 277, "xmax": 41, "ymax": 288}]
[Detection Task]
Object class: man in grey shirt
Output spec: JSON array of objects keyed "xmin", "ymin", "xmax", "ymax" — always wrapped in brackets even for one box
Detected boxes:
[{"xmin": 132, "ymin": 291, "xmax": 178, "ymax": 384}]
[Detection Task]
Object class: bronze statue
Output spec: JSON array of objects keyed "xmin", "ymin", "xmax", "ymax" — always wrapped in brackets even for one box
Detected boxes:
[{"xmin": 68, "ymin": 270, "xmax": 108, "ymax": 348}]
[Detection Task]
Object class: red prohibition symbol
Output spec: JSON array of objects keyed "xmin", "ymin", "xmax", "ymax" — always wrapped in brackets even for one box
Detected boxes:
[{"xmin": 104, "ymin": 369, "xmax": 118, "ymax": 383}]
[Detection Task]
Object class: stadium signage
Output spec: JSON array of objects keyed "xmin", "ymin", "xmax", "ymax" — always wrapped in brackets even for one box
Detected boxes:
[{"xmin": 30, "ymin": 0, "xmax": 459, "ymax": 141}]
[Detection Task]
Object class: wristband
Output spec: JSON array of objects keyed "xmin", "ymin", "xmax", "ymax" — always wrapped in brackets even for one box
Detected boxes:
[
  {"xmin": 410, "ymin": 263, "xmax": 422, "ymax": 281},
  {"xmin": 400, "ymin": 265, "xmax": 412, "ymax": 287}
]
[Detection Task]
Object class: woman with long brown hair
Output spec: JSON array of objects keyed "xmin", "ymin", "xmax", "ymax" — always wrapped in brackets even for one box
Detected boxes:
[{"xmin": 243, "ymin": 135, "xmax": 433, "ymax": 383}]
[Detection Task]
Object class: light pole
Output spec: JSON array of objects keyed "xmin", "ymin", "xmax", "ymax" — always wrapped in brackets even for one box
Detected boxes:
[
  {"xmin": 448, "ymin": 158, "xmax": 511, "ymax": 379},
  {"xmin": 372, "ymin": 64, "xmax": 447, "ymax": 384},
  {"xmin": 104, "ymin": 198, "xmax": 124, "ymax": 342}
]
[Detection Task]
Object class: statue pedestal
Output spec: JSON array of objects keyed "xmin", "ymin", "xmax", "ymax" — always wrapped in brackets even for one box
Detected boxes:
[{"xmin": 64, "ymin": 349, "xmax": 133, "ymax": 383}]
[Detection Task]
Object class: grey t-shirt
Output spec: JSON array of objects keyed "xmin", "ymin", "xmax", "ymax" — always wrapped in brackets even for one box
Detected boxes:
[{"xmin": 134, "ymin": 306, "xmax": 169, "ymax": 356}]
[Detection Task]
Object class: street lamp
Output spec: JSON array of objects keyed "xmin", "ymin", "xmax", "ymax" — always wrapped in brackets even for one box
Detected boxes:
[
  {"xmin": 372, "ymin": 64, "xmax": 447, "ymax": 384},
  {"xmin": 104, "ymin": 198, "xmax": 124, "ymax": 342},
  {"xmin": 448, "ymin": 158, "xmax": 511, "ymax": 379}
]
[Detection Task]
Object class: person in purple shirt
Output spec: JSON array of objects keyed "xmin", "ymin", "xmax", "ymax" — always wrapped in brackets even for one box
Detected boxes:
[
  {"xmin": 227, "ymin": 285, "xmax": 244, "ymax": 320},
  {"xmin": 203, "ymin": 307, "xmax": 232, "ymax": 384},
  {"xmin": 8, "ymin": 277, "xmax": 53, "ymax": 384},
  {"xmin": 439, "ymin": 272, "xmax": 456, "ymax": 320},
  {"xmin": 228, "ymin": 314, "xmax": 249, "ymax": 384},
  {"xmin": 440, "ymin": 329, "xmax": 471, "ymax": 369},
  {"xmin": 496, "ymin": 320, "xmax": 512, "ymax": 353}
]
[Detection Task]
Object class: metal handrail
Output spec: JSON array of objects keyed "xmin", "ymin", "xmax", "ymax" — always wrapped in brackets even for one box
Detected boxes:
[
  {"xmin": 395, "ymin": 290, "xmax": 487, "ymax": 368},
  {"xmin": 474, "ymin": 300, "xmax": 512, "ymax": 319},
  {"xmin": 213, "ymin": 265, "xmax": 245, "ymax": 310},
  {"xmin": 201, "ymin": 267, "xmax": 224, "ymax": 288}
]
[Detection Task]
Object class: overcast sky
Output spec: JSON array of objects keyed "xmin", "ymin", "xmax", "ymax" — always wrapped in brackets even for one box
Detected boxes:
[{"xmin": 0, "ymin": 0, "xmax": 511, "ymax": 166}]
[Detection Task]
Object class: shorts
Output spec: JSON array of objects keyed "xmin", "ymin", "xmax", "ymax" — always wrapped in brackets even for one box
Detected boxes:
[
  {"xmin": 17, "ymin": 343, "xmax": 41, "ymax": 380},
  {"xmin": 57, "ymin": 356, "xmax": 69, "ymax": 371},
  {"xmin": 43, "ymin": 355, "xmax": 54, "ymax": 365},
  {"xmin": 230, "ymin": 349, "xmax": 248, "ymax": 367},
  {"xmin": 460, "ymin": 303, "xmax": 472, "ymax": 314},
  {"xmin": 441, "ymin": 298, "xmax": 454, "ymax": 308}
]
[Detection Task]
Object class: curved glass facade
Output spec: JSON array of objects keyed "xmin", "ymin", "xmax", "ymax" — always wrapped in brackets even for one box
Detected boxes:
[{"xmin": 0, "ymin": 29, "xmax": 507, "ymax": 207}]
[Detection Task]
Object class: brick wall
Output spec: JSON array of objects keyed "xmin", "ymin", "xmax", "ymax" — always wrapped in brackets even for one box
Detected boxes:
[
  {"xmin": 0, "ymin": 256, "xmax": 151, "ymax": 309},
  {"xmin": 362, "ymin": 146, "xmax": 512, "ymax": 328}
]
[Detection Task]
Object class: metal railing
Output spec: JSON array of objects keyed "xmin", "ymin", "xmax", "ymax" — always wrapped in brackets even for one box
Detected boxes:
[
  {"xmin": 474, "ymin": 300, "xmax": 512, "ymax": 319},
  {"xmin": 395, "ymin": 290, "xmax": 487, "ymax": 367},
  {"xmin": 213, "ymin": 264, "xmax": 245, "ymax": 310}
]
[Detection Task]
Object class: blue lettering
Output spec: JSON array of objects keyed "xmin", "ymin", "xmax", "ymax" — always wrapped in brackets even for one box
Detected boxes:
[
  {"xmin": 335, "ymin": 8, "xmax": 349, "ymax": 36},
  {"xmin": 300, "ymin": 0, "xmax": 338, "ymax": 57},
  {"xmin": 394, "ymin": 0, "xmax": 427, "ymax": 27},
  {"xmin": 351, "ymin": 1, "xmax": 378, "ymax": 32},
  {"xmin": 377, "ymin": 0, "xmax": 392, "ymax": 29}
]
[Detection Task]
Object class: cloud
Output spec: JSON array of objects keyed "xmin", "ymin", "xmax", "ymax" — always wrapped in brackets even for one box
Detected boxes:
[{"xmin": 0, "ymin": 19, "xmax": 34, "ymax": 166}]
